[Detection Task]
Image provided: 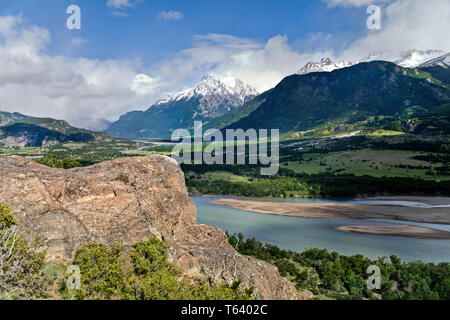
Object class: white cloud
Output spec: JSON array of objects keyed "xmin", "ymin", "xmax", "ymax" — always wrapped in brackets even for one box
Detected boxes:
[
  {"xmin": 0, "ymin": 15, "xmax": 162, "ymax": 130},
  {"xmin": 338, "ymin": 0, "xmax": 450, "ymax": 62},
  {"xmin": 106, "ymin": 0, "xmax": 144, "ymax": 17},
  {"xmin": 157, "ymin": 10, "xmax": 185, "ymax": 21},
  {"xmin": 325, "ymin": 0, "xmax": 392, "ymax": 7},
  {"xmin": 106, "ymin": 0, "xmax": 133, "ymax": 9},
  {"xmin": 71, "ymin": 37, "xmax": 88, "ymax": 48},
  {"xmin": 153, "ymin": 33, "xmax": 332, "ymax": 93}
]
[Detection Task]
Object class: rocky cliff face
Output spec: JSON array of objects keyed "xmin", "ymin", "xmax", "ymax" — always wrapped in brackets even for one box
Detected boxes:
[{"xmin": 0, "ymin": 155, "xmax": 304, "ymax": 300}]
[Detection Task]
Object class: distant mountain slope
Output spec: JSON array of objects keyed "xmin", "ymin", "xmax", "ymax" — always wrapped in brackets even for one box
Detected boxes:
[
  {"xmin": 107, "ymin": 75, "xmax": 258, "ymax": 138},
  {"xmin": 226, "ymin": 61, "xmax": 450, "ymax": 134},
  {"xmin": 0, "ymin": 123, "xmax": 95, "ymax": 147},
  {"xmin": 204, "ymin": 89, "xmax": 272, "ymax": 131},
  {"xmin": 394, "ymin": 49, "xmax": 445, "ymax": 68},
  {"xmin": 0, "ymin": 111, "xmax": 30, "ymax": 126},
  {"xmin": 0, "ymin": 117, "xmax": 121, "ymax": 147},
  {"xmin": 417, "ymin": 52, "xmax": 450, "ymax": 87}
]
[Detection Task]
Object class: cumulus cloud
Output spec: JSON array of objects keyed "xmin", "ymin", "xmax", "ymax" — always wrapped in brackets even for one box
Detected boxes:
[
  {"xmin": 338, "ymin": 0, "xmax": 450, "ymax": 62},
  {"xmin": 157, "ymin": 10, "xmax": 184, "ymax": 21},
  {"xmin": 106, "ymin": 0, "xmax": 143, "ymax": 17},
  {"xmin": 153, "ymin": 33, "xmax": 332, "ymax": 93},
  {"xmin": 0, "ymin": 15, "xmax": 162, "ymax": 130},
  {"xmin": 71, "ymin": 37, "xmax": 88, "ymax": 48}
]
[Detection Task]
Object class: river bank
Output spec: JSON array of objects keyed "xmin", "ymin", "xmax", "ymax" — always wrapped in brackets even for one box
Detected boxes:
[
  {"xmin": 212, "ymin": 196, "xmax": 450, "ymax": 239},
  {"xmin": 336, "ymin": 225, "xmax": 450, "ymax": 240},
  {"xmin": 194, "ymin": 195, "xmax": 450, "ymax": 262}
]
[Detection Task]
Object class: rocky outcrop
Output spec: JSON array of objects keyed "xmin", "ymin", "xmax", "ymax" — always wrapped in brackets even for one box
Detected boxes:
[{"xmin": 0, "ymin": 155, "xmax": 302, "ymax": 300}]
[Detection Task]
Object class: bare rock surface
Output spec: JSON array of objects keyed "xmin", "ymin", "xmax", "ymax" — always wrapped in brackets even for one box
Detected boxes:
[{"xmin": 0, "ymin": 155, "xmax": 302, "ymax": 300}]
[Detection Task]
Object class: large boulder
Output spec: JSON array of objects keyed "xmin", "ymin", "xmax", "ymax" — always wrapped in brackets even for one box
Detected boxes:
[{"xmin": 0, "ymin": 155, "xmax": 303, "ymax": 300}]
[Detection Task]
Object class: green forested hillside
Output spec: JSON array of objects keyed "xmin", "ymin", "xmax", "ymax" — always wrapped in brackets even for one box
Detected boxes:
[
  {"xmin": 226, "ymin": 61, "xmax": 450, "ymax": 134},
  {"xmin": 0, "ymin": 117, "xmax": 132, "ymax": 147},
  {"xmin": 204, "ymin": 90, "xmax": 272, "ymax": 130},
  {"xmin": 228, "ymin": 234, "xmax": 450, "ymax": 300}
]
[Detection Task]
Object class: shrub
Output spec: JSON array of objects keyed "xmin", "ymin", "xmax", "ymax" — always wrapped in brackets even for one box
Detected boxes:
[
  {"xmin": 63, "ymin": 237, "xmax": 253, "ymax": 300},
  {"xmin": 0, "ymin": 203, "xmax": 17, "ymax": 228},
  {"xmin": 35, "ymin": 154, "xmax": 82, "ymax": 169},
  {"xmin": 64, "ymin": 241, "xmax": 127, "ymax": 300},
  {"xmin": 0, "ymin": 203, "xmax": 48, "ymax": 300}
]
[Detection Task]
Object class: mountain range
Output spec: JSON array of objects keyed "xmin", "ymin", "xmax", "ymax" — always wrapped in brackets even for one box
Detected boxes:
[
  {"xmin": 225, "ymin": 60, "xmax": 450, "ymax": 134},
  {"xmin": 3, "ymin": 51, "xmax": 450, "ymax": 142},
  {"xmin": 105, "ymin": 51, "xmax": 450, "ymax": 139},
  {"xmin": 106, "ymin": 75, "xmax": 258, "ymax": 138}
]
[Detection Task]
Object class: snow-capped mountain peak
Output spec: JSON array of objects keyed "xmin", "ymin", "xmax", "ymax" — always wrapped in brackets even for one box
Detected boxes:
[
  {"xmin": 221, "ymin": 74, "xmax": 259, "ymax": 101},
  {"xmin": 182, "ymin": 74, "xmax": 233, "ymax": 100},
  {"xmin": 297, "ymin": 58, "xmax": 352, "ymax": 75},
  {"xmin": 418, "ymin": 52, "xmax": 450, "ymax": 69},
  {"xmin": 156, "ymin": 74, "xmax": 258, "ymax": 105},
  {"xmin": 394, "ymin": 49, "xmax": 445, "ymax": 68}
]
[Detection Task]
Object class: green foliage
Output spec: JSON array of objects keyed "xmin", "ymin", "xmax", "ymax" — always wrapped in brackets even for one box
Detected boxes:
[
  {"xmin": 182, "ymin": 134, "xmax": 450, "ymax": 198},
  {"xmin": 0, "ymin": 202, "xmax": 17, "ymax": 228},
  {"xmin": 63, "ymin": 237, "xmax": 253, "ymax": 300},
  {"xmin": 0, "ymin": 207, "xmax": 251, "ymax": 301},
  {"xmin": 35, "ymin": 154, "xmax": 82, "ymax": 169},
  {"xmin": 227, "ymin": 234, "xmax": 450, "ymax": 300},
  {"xmin": 205, "ymin": 90, "xmax": 271, "ymax": 131},
  {"xmin": 0, "ymin": 204, "xmax": 49, "ymax": 300},
  {"xmin": 184, "ymin": 162, "xmax": 450, "ymax": 198},
  {"xmin": 67, "ymin": 242, "xmax": 126, "ymax": 300}
]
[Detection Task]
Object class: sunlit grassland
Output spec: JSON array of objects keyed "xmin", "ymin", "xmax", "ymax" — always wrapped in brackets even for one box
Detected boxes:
[
  {"xmin": 367, "ymin": 130, "xmax": 406, "ymax": 137},
  {"xmin": 280, "ymin": 149, "xmax": 445, "ymax": 180},
  {"xmin": 0, "ymin": 146, "xmax": 44, "ymax": 157},
  {"xmin": 200, "ymin": 171, "xmax": 251, "ymax": 183}
]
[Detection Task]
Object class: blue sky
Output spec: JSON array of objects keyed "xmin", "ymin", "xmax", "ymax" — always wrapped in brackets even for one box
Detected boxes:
[
  {"xmin": 0, "ymin": 0, "xmax": 449, "ymax": 129},
  {"xmin": 0, "ymin": 0, "xmax": 368, "ymax": 65}
]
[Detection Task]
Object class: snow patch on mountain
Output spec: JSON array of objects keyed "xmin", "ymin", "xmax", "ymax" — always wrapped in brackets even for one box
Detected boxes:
[
  {"xmin": 297, "ymin": 58, "xmax": 353, "ymax": 75},
  {"xmin": 418, "ymin": 52, "xmax": 450, "ymax": 69},
  {"xmin": 156, "ymin": 74, "xmax": 258, "ymax": 106},
  {"xmin": 394, "ymin": 49, "xmax": 445, "ymax": 68}
]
